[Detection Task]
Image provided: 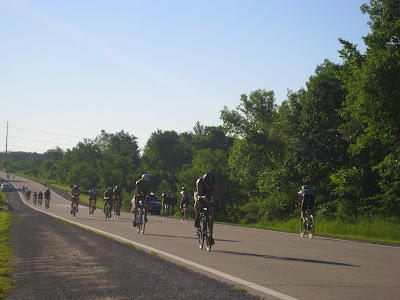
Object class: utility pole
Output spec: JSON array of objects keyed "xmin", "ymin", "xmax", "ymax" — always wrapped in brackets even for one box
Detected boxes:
[{"xmin": 5, "ymin": 121, "xmax": 8, "ymax": 153}]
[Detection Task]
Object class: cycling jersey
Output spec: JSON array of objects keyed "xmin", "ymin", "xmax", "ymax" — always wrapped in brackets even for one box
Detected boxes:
[
  {"xmin": 300, "ymin": 189, "xmax": 315, "ymax": 210},
  {"xmin": 136, "ymin": 179, "xmax": 152, "ymax": 199}
]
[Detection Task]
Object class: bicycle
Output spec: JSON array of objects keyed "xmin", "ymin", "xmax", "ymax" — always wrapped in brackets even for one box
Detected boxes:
[
  {"xmin": 163, "ymin": 203, "xmax": 170, "ymax": 219},
  {"xmin": 45, "ymin": 197, "xmax": 50, "ymax": 209},
  {"xmin": 114, "ymin": 197, "xmax": 121, "ymax": 219},
  {"xmin": 89, "ymin": 198, "xmax": 96, "ymax": 215},
  {"xmin": 196, "ymin": 200, "xmax": 213, "ymax": 251},
  {"xmin": 38, "ymin": 197, "xmax": 42, "ymax": 207},
  {"xmin": 104, "ymin": 197, "xmax": 112, "ymax": 221},
  {"xmin": 71, "ymin": 196, "xmax": 78, "ymax": 218},
  {"xmin": 136, "ymin": 199, "xmax": 146, "ymax": 234},
  {"xmin": 33, "ymin": 195, "xmax": 37, "ymax": 205},
  {"xmin": 181, "ymin": 203, "xmax": 189, "ymax": 223},
  {"xmin": 300, "ymin": 207, "xmax": 315, "ymax": 238}
]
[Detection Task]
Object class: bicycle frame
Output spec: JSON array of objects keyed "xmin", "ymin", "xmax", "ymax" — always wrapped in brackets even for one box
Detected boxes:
[
  {"xmin": 137, "ymin": 199, "xmax": 146, "ymax": 234},
  {"xmin": 300, "ymin": 207, "xmax": 315, "ymax": 238}
]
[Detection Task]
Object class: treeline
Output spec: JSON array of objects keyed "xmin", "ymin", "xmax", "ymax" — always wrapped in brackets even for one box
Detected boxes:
[{"xmin": 1, "ymin": 0, "xmax": 399, "ymax": 223}]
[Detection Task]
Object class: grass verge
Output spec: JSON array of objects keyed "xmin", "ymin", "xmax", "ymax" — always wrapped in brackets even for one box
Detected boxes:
[
  {"xmin": 255, "ymin": 216, "xmax": 400, "ymax": 245},
  {"xmin": 0, "ymin": 193, "xmax": 15, "ymax": 299}
]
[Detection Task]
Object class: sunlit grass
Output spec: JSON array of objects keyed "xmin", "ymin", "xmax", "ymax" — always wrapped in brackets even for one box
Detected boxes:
[{"xmin": 255, "ymin": 216, "xmax": 400, "ymax": 244}]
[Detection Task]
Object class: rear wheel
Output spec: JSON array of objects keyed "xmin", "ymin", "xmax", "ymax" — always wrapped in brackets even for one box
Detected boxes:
[
  {"xmin": 137, "ymin": 209, "xmax": 143, "ymax": 233},
  {"xmin": 300, "ymin": 217, "xmax": 306, "ymax": 237},
  {"xmin": 105, "ymin": 203, "xmax": 110, "ymax": 221},
  {"xmin": 308, "ymin": 215, "xmax": 315, "ymax": 238}
]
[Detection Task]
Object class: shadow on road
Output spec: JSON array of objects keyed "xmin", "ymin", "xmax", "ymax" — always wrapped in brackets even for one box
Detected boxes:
[
  {"xmin": 215, "ymin": 250, "xmax": 359, "ymax": 267},
  {"xmin": 146, "ymin": 233, "xmax": 239, "ymax": 243}
]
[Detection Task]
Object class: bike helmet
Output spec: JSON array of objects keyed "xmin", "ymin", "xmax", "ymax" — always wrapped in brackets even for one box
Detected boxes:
[
  {"xmin": 182, "ymin": 187, "xmax": 186, "ymax": 191},
  {"xmin": 91, "ymin": 188, "xmax": 96, "ymax": 193},
  {"xmin": 115, "ymin": 185, "xmax": 121, "ymax": 190},
  {"xmin": 203, "ymin": 173, "xmax": 216, "ymax": 189},
  {"xmin": 142, "ymin": 174, "xmax": 150, "ymax": 181},
  {"xmin": 302, "ymin": 185, "xmax": 309, "ymax": 190},
  {"xmin": 107, "ymin": 187, "xmax": 113, "ymax": 191},
  {"xmin": 74, "ymin": 185, "xmax": 79, "ymax": 189}
]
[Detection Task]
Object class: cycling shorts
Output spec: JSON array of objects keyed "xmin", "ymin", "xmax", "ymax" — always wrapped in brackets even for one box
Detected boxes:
[{"xmin": 301, "ymin": 194, "xmax": 315, "ymax": 211}]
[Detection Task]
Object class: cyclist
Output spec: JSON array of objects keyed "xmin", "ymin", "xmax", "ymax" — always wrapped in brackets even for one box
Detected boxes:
[
  {"xmin": 103, "ymin": 187, "xmax": 114, "ymax": 216},
  {"xmin": 161, "ymin": 190, "xmax": 170, "ymax": 217},
  {"xmin": 113, "ymin": 185, "xmax": 123, "ymax": 214},
  {"xmin": 33, "ymin": 191, "xmax": 38, "ymax": 203},
  {"xmin": 44, "ymin": 188, "xmax": 51, "ymax": 207},
  {"xmin": 89, "ymin": 188, "xmax": 98, "ymax": 213},
  {"xmin": 38, "ymin": 190, "xmax": 43, "ymax": 205},
  {"xmin": 194, "ymin": 173, "xmax": 218, "ymax": 245},
  {"xmin": 133, "ymin": 174, "xmax": 152, "ymax": 227},
  {"xmin": 70, "ymin": 185, "xmax": 80, "ymax": 213},
  {"xmin": 298, "ymin": 184, "xmax": 315, "ymax": 222},
  {"xmin": 180, "ymin": 187, "xmax": 190, "ymax": 217}
]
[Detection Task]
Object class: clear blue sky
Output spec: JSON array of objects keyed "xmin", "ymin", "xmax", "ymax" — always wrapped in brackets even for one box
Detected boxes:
[{"xmin": 0, "ymin": 0, "xmax": 370, "ymax": 153}]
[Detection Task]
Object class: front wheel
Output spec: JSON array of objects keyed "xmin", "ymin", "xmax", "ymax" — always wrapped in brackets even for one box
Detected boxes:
[{"xmin": 198, "ymin": 228, "xmax": 204, "ymax": 249}]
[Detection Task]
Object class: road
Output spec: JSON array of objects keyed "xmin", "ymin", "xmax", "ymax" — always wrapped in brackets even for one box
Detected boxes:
[{"xmin": 3, "ymin": 173, "xmax": 400, "ymax": 299}]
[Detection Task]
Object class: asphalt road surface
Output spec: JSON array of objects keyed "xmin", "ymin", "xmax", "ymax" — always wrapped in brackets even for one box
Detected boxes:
[{"xmin": 2, "ymin": 173, "xmax": 400, "ymax": 300}]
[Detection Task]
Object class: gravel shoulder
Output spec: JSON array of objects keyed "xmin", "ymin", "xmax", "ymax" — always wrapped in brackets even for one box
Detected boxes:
[{"xmin": 7, "ymin": 188, "xmax": 259, "ymax": 300}]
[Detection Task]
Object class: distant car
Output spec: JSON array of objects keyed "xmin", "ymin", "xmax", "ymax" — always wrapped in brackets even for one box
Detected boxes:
[
  {"xmin": 5, "ymin": 169, "xmax": 16, "ymax": 173},
  {"xmin": 131, "ymin": 193, "xmax": 161, "ymax": 215},
  {"xmin": 149, "ymin": 193, "xmax": 161, "ymax": 215},
  {"xmin": 1, "ymin": 183, "xmax": 11, "ymax": 192}
]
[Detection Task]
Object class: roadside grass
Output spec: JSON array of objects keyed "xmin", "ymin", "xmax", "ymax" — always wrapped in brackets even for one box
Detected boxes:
[
  {"xmin": 255, "ymin": 216, "xmax": 400, "ymax": 245},
  {"xmin": 0, "ymin": 192, "xmax": 15, "ymax": 299}
]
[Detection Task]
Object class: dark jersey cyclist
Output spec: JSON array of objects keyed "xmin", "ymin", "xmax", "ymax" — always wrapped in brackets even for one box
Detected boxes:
[
  {"xmin": 195, "ymin": 173, "xmax": 218, "ymax": 245},
  {"xmin": 113, "ymin": 185, "xmax": 123, "ymax": 213},
  {"xmin": 133, "ymin": 174, "xmax": 152, "ymax": 226},
  {"xmin": 180, "ymin": 187, "xmax": 190, "ymax": 211},
  {"xmin": 89, "ymin": 188, "xmax": 98, "ymax": 212},
  {"xmin": 70, "ymin": 185, "xmax": 80, "ymax": 213},
  {"xmin": 298, "ymin": 185, "xmax": 315, "ymax": 221},
  {"xmin": 103, "ymin": 187, "xmax": 114, "ymax": 214}
]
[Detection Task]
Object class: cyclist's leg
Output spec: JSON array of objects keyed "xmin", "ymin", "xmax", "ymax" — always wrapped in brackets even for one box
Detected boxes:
[
  {"xmin": 145, "ymin": 199, "xmax": 149, "ymax": 222},
  {"xmin": 132, "ymin": 198, "xmax": 139, "ymax": 226},
  {"xmin": 194, "ymin": 199, "xmax": 201, "ymax": 227}
]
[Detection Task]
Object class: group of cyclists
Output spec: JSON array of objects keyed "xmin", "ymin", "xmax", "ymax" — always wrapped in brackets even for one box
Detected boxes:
[
  {"xmin": 70, "ymin": 172, "xmax": 315, "ymax": 244},
  {"xmin": 21, "ymin": 171, "xmax": 315, "ymax": 245},
  {"xmin": 22, "ymin": 185, "xmax": 51, "ymax": 208},
  {"xmin": 68, "ymin": 184, "xmax": 123, "ymax": 217}
]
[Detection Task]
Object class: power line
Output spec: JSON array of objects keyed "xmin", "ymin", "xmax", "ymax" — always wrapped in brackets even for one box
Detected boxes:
[
  {"xmin": 0, "ymin": 135, "xmax": 78, "ymax": 147},
  {"xmin": 0, "ymin": 143, "xmax": 58, "ymax": 152},
  {"xmin": 1, "ymin": 126, "xmax": 86, "ymax": 139}
]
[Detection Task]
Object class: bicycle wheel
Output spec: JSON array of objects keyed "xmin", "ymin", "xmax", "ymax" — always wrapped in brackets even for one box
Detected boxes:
[
  {"xmin": 141, "ymin": 213, "xmax": 146, "ymax": 234},
  {"xmin": 105, "ymin": 204, "xmax": 110, "ymax": 221},
  {"xmin": 308, "ymin": 215, "xmax": 315, "ymax": 238},
  {"xmin": 206, "ymin": 214, "xmax": 212, "ymax": 251},
  {"xmin": 300, "ymin": 217, "xmax": 306, "ymax": 237},
  {"xmin": 116, "ymin": 201, "xmax": 120, "ymax": 219},
  {"xmin": 197, "ymin": 229, "xmax": 203, "ymax": 249},
  {"xmin": 73, "ymin": 206, "xmax": 76, "ymax": 218},
  {"xmin": 137, "ymin": 209, "xmax": 143, "ymax": 233}
]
